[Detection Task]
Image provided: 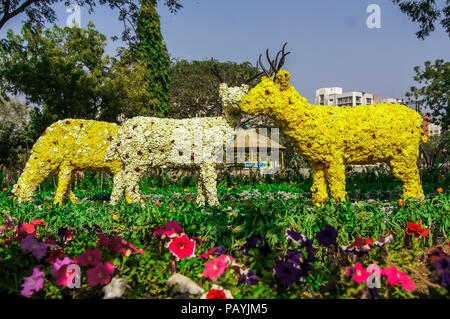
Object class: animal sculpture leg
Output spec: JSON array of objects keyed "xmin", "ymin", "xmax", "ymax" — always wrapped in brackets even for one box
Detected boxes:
[
  {"xmin": 325, "ymin": 162, "xmax": 347, "ymax": 202},
  {"xmin": 110, "ymin": 169, "xmax": 126, "ymax": 205},
  {"xmin": 200, "ymin": 164, "xmax": 219, "ymax": 207},
  {"xmin": 67, "ymin": 190, "xmax": 79, "ymax": 203},
  {"xmin": 389, "ymin": 157, "xmax": 425, "ymax": 199},
  {"xmin": 311, "ymin": 163, "xmax": 329, "ymax": 203},
  {"xmin": 54, "ymin": 165, "xmax": 74, "ymax": 205},
  {"xmin": 123, "ymin": 165, "xmax": 145, "ymax": 203},
  {"xmin": 196, "ymin": 178, "xmax": 206, "ymax": 206}
]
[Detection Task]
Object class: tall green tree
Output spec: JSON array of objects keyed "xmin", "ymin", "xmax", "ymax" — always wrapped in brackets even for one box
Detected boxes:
[
  {"xmin": 0, "ymin": 23, "xmax": 156, "ymax": 131},
  {"xmin": 392, "ymin": 0, "xmax": 450, "ymax": 39},
  {"xmin": 169, "ymin": 59, "xmax": 262, "ymax": 118},
  {"xmin": 134, "ymin": 0, "xmax": 171, "ymax": 117},
  {"xmin": 406, "ymin": 59, "xmax": 450, "ymax": 130}
]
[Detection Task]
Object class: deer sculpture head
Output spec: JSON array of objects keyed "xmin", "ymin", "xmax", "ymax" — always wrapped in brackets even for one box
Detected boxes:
[
  {"xmin": 239, "ymin": 43, "xmax": 308, "ymax": 117},
  {"xmin": 210, "ymin": 58, "xmax": 261, "ymax": 123}
]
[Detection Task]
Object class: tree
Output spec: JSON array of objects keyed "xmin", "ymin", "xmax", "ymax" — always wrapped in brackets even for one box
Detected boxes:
[
  {"xmin": 0, "ymin": 0, "xmax": 182, "ymax": 42},
  {"xmin": 392, "ymin": 0, "xmax": 450, "ymax": 39},
  {"xmin": 406, "ymin": 59, "xmax": 449, "ymax": 131},
  {"xmin": 0, "ymin": 95, "xmax": 30, "ymax": 123},
  {"xmin": 0, "ymin": 23, "xmax": 156, "ymax": 130},
  {"xmin": 169, "ymin": 59, "xmax": 262, "ymax": 118},
  {"xmin": 134, "ymin": 0, "xmax": 171, "ymax": 117}
]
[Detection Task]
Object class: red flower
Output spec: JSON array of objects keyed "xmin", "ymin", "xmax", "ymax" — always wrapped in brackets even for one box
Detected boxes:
[
  {"xmin": 206, "ymin": 289, "xmax": 227, "ymax": 299},
  {"xmin": 406, "ymin": 222, "xmax": 429, "ymax": 237},
  {"xmin": 168, "ymin": 234, "xmax": 196, "ymax": 260}
]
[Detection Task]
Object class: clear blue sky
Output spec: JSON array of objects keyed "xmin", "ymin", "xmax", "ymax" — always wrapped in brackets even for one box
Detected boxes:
[{"xmin": 1, "ymin": 0, "xmax": 449, "ymax": 103}]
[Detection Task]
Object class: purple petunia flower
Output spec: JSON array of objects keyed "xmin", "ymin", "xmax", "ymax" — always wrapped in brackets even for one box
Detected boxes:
[
  {"xmin": 286, "ymin": 250, "xmax": 302, "ymax": 266},
  {"xmin": 434, "ymin": 256, "xmax": 450, "ymax": 288},
  {"xmin": 153, "ymin": 220, "xmax": 184, "ymax": 237},
  {"xmin": 21, "ymin": 235, "xmax": 47, "ymax": 259},
  {"xmin": 246, "ymin": 233, "xmax": 262, "ymax": 248},
  {"xmin": 5, "ymin": 217, "xmax": 17, "ymax": 228},
  {"xmin": 51, "ymin": 257, "xmax": 73, "ymax": 275},
  {"xmin": 213, "ymin": 246, "xmax": 226, "ymax": 256},
  {"xmin": 316, "ymin": 225, "xmax": 338, "ymax": 246},
  {"xmin": 285, "ymin": 229, "xmax": 306, "ymax": 244},
  {"xmin": 238, "ymin": 271, "xmax": 260, "ymax": 286},
  {"xmin": 274, "ymin": 261, "xmax": 299, "ymax": 287},
  {"xmin": 21, "ymin": 268, "xmax": 44, "ymax": 298},
  {"xmin": 57, "ymin": 227, "xmax": 68, "ymax": 237}
]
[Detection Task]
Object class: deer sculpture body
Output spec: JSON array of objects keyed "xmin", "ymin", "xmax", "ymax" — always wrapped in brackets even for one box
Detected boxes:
[
  {"xmin": 12, "ymin": 119, "xmax": 132, "ymax": 205},
  {"xmin": 239, "ymin": 44, "xmax": 427, "ymax": 203},
  {"xmin": 105, "ymin": 83, "xmax": 251, "ymax": 206}
]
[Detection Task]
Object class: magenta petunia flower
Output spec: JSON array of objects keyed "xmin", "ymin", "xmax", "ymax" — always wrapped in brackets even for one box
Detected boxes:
[
  {"xmin": 346, "ymin": 262, "xmax": 370, "ymax": 285},
  {"xmin": 21, "ymin": 235, "xmax": 48, "ymax": 259},
  {"xmin": 153, "ymin": 220, "xmax": 184, "ymax": 237},
  {"xmin": 51, "ymin": 257, "xmax": 73, "ymax": 275},
  {"xmin": 203, "ymin": 256, "xmax": 228, "ymax": 281},
  {"xmin": 54, "ymin": 264, "xmax": 78, "ymax": 287},
  {"xmin": 199, "ymin": 247, "xmax": 216, "ymax": 259},
  {"xmin": 86, "ymin": 262, "xmax": 114, "ymax": 286},
  {"xmin": 168, "ymin": 234, "xmax": 196, "ymax": 260},
  {"xmin": 21, "ymin": 268, "xmax": 44, "ymax": 298},
  {"xmin": 382, "ymin": 266, "xmax": 415, "ymax": 291},
  {"xmin": 76, "ymin": 249, "xmax": 102, "ymax": 267}
]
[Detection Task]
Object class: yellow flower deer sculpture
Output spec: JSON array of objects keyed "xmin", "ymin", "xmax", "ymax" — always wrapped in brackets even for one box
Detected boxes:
[
  {"xmin": 12, "ymin": 119, "xmax": 131, "ymax": 205},
  {"xmin": 239, "ymin": 43, "xmax": 427, "ymax": 203}
]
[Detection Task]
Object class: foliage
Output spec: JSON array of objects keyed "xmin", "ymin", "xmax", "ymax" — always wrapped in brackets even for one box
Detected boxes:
[
  {"xmin": 406, "ymin": 59, "xmax": 450, "ymax": 130},
  {"xmin": 392, "ymin": 0, "xmax": 450, "ymax": 39},
  {"xmin": 133, "ymin": 0, "xmax": 171, "ymax": 117},
  {"xmin": 0, "ymin": 23, "xmax": 157, "ymax": 132},
  {"xmin": 169, "ymin": 59, "xmax": 262, "ymax": 118}
]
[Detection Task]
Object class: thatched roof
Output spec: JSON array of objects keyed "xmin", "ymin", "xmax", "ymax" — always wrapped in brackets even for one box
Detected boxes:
[{"xmin": 231, "ymin": 129, "xmax": 286, "ymax": 149}]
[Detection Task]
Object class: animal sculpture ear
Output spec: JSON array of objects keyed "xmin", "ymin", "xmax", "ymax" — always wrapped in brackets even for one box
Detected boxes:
[
  {"xmin": 219, "ymin": 83, "xmax": 228, "ymax": 90},
  {"xmin": 275, "ymin": 70, "xmax": 290, "ymax": 91},
  {"xmin": 241, "ymin": 84, "xmax": 249, "ymax": 93}
]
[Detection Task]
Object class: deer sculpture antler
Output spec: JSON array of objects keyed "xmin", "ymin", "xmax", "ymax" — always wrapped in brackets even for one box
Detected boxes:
[
  {"xmin": 210, "ymin": 58, "xmax": 263, "ymax": 84},
  {"xmin": 257, "ymin": 42, "xmax": 291, "ymax": 81}
]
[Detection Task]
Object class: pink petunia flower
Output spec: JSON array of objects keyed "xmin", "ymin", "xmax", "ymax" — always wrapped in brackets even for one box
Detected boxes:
[
  {"xmin": 21, "ymin": 268, "xmax": 44, "ymax": 298},
  {"xmin": 54, "ymin": 264, "xmax": 78, "ymax": 287},
  {"xmin": 21, "ymin": 235, "xmax": 47, "ymax": 259},
  {"xmin": 203, "ymin": 255, "xmax": 228, "ymax": 281},
  {"xmin": 51, "ymin": 257, "xmax": 72, "ymax": 275},
  {"xmin": 346, "ymin": 262, "xmax": 370, "ymax": 285},
  {"xmin": 86, "ymin": 262, "xmax": 114, "ymax": 287},
  {"xmin": 168, "ymin": 234, "xmax": 196, "ymax": 260},
  {"xmin": 199, "ymin": 247, "xmax": 215, "ymax": 259},
  {"xmin": 382, "ymin": 266, "xmax": 415, "ymax": 291},
  {"xmin": 76, "ymin": 248, "xmax": 102, "ymax": 267}
]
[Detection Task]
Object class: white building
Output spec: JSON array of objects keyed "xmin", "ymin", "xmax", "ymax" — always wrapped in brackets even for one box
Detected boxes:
[
  {"xmin": 429, "ymin": 123, "xmax": 442, "ymax": 137},
  {"xmin": 315, "ymin": 87, "xmax": 374, "ymax": 106},
  {"xmin": 315, "ymin": 88, "xmax": 402, "ymax": 107}
]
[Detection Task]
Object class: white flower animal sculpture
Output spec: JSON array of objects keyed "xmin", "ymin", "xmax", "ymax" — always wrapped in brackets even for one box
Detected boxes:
[{"xmin": 105, "ymin": 62, "xmax": 261, "ymax": 206}]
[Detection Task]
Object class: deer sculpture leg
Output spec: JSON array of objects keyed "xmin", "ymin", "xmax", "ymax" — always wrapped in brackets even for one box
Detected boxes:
[
  {"xmin": 109, "ymin": 168, "xmax": 133, "ymax": 205},
  {"xmin": 200, "ymin": 163, "xmax": 219, "ymax": 207},
  {"xmin": 325, "ymin": 160, "xmax": 347, "ymax": 202},
  {"xmin": 123, "ymin": 165, "xmax": 145, "ymax": 203},
  {"xmin": 389, "ymin": 156, "xmax": 424, "ymax": 199},
  {"xmin": 311, "ymin": 163, "xmax": 329, "ymax": 203},
  {"xmin": 196, "ymin": 177, "xmax": 207, "ymax": 206},
  {"xmin": 54, "ymin": 165, "xmax": 74, "ymax": 205}
]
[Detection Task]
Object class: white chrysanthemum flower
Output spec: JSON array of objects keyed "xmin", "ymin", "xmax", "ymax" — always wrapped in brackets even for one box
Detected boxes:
[
  {"xmin": 102, "ymin": 276, "xmax": 128, "ymax": 299},
  {"xmin": 166, "ymin": 274, "xmax": 204, "ymax": 295}
]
